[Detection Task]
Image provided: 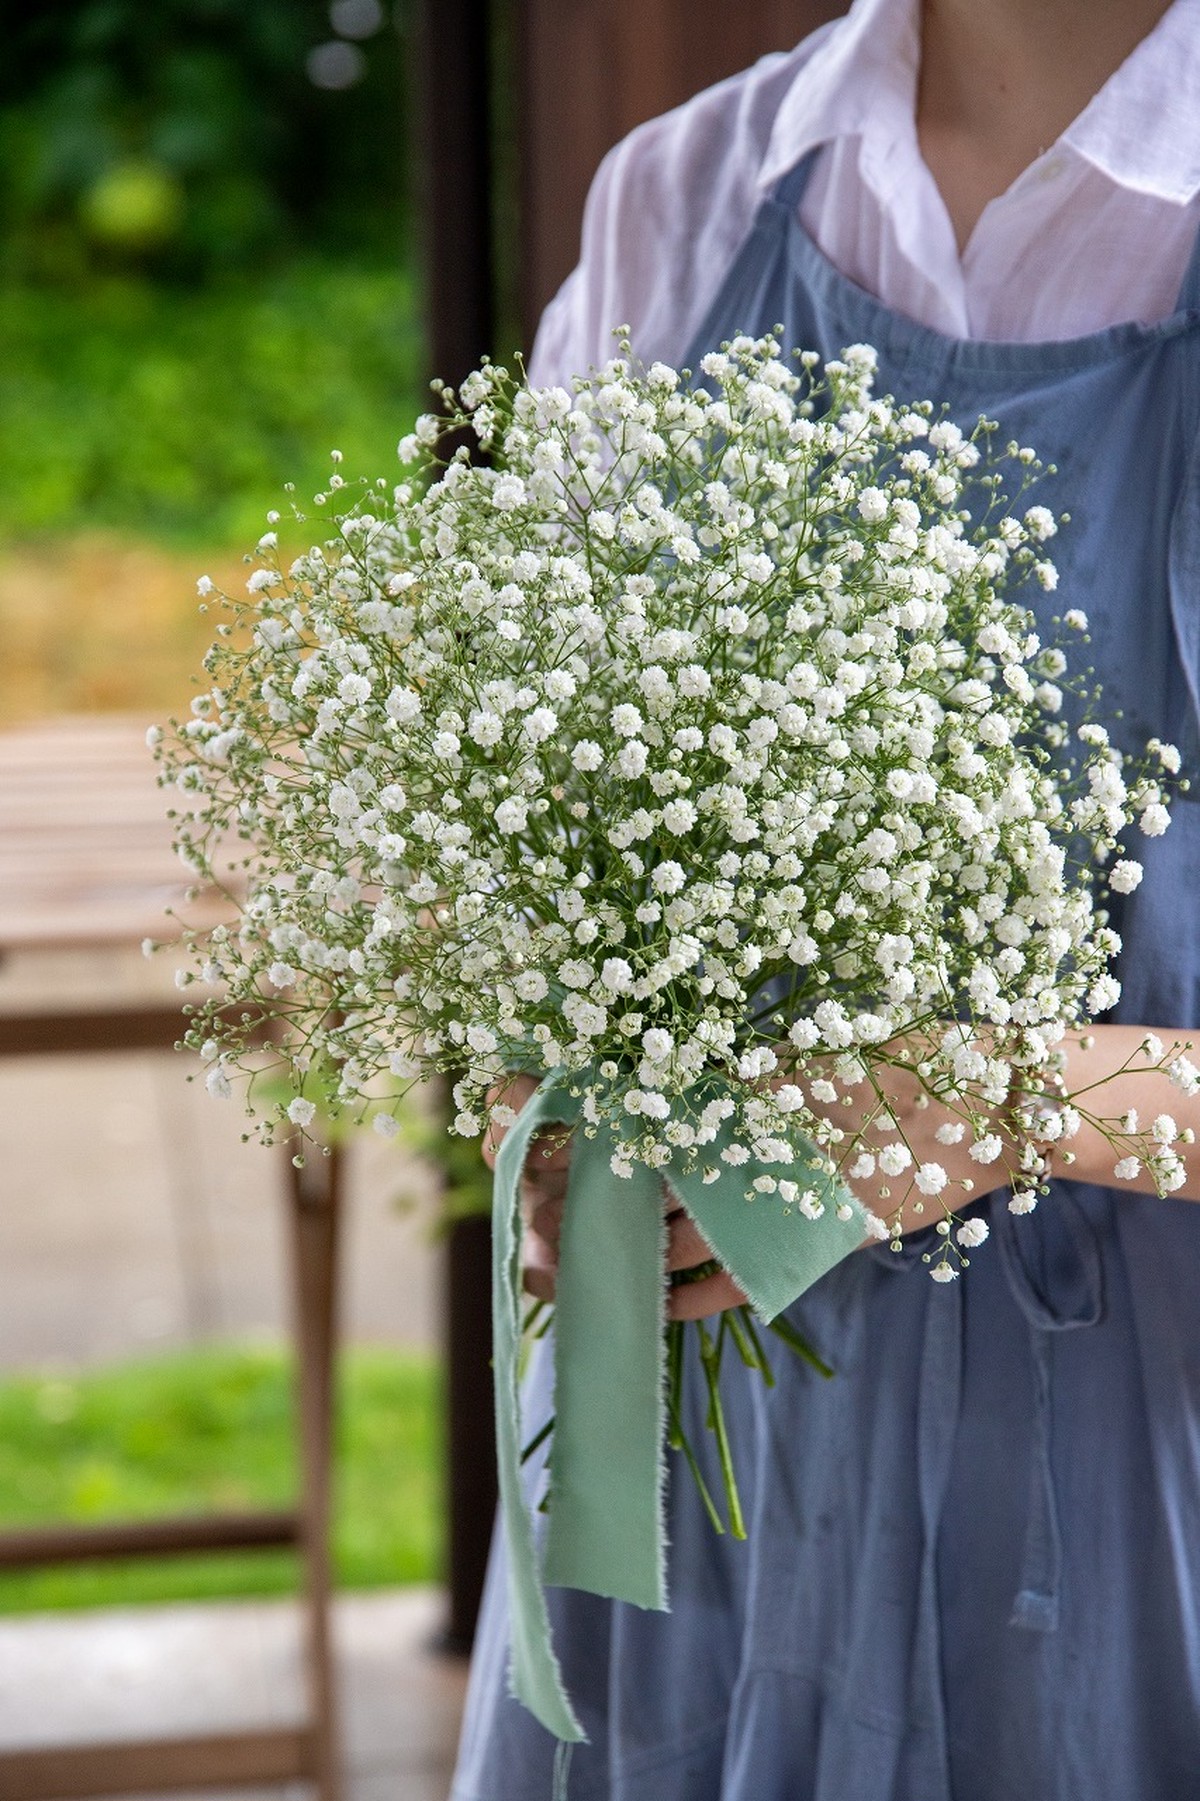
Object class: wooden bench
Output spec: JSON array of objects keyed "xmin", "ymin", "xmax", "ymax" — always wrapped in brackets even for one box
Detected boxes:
[{"xmin": 0, "ymin": 715, "xmax": 342, "ymax": 1801}]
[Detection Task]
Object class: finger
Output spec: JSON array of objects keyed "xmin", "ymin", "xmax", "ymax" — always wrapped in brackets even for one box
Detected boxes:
[
  {"xmin": 523, "ymin": 1264, "xmax": 557, "ymax": 1303},
  {"xmin": 667, "ymin": 1270, "xmax": 747, "ymax": 1321},
  {"xmin": 665, "ymin": 1211, "xmax": 717, "ymax": 1273},
  {"xmin": 522, "ymin": 1167, "xmax": 569, "ymax": 1218},
  {"xmin": 527, "ymin": 1192, "xmax": 565, "ymax": 1253},
  {"xmin": 522, "ymin": 1223, "xmax": 559, "ymax": 1304},
  {"xmin": 481, "ymin": 1073, "xmax": 542, "ymax": 1168}
]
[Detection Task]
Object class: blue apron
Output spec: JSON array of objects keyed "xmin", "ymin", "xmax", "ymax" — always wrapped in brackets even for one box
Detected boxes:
[{"xmin": 452, "ymin": 151, "xmax": 1200, "ymax": 1800}]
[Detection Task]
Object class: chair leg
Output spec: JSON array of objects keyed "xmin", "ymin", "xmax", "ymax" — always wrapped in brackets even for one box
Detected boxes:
[{"xmin": 286, "ymin": 1140, "xmax": 344, "ymax": 1801}]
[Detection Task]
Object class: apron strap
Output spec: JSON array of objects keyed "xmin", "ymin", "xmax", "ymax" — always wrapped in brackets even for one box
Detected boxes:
[
  {"xmin": 1173, "ymin": 207, "xmax": 1200, "ymax": 314},
  {"xmin": 769, "ymin": 147, "xmax": 823, "ymax": 217}
]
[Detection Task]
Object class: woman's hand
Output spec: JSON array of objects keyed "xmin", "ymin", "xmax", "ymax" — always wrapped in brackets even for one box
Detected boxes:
[
  {"xmin": 481, "ymin": 1075, "xmax": 747, "ymax": 1320},
  {"xmin": 795, "ymin": 1052, "xmax": 1018, "ymax": 1236}
]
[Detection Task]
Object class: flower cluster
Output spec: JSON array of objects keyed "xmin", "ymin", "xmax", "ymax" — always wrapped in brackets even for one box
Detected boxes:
[{"xmin": 156, "ymin": 333, "xmax": 1183, "ymax": 1273}]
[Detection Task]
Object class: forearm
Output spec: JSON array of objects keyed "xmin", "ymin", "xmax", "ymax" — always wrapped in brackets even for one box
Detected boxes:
[{"xmin": 1047, "ymin": 1023, "xmax": 1200, "ymax": 1199}]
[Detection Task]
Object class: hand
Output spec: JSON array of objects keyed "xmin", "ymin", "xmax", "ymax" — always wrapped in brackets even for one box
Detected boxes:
[
  {"xmin": 795, "ymin": 1046, "xmax": 1017, "ymax": 1235},
  {"xmin": 481, "ymin": 1076, "xmax": 747, "ymax": 1320}
]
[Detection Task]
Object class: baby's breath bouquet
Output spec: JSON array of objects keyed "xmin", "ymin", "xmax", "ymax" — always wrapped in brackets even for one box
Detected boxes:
[{"xmin": 155, "ymin": 334, "xmax": 1183, "ymax": 1740}]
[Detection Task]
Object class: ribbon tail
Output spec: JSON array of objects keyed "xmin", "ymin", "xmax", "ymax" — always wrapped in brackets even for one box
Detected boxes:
[
  {"xmin": 492, "ymin": 1077, "xmax": 586, "ymax": 1743},
  {"xmin": 543, "ymin": 1124, "xmax": 668, "ymax": 1609}
]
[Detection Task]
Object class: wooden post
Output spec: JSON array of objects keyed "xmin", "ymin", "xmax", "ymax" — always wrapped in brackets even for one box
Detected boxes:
[
  {"xmin": 413, "ymin": 0, "xmax": 502, "ymax": 1656},
  {"xmin": 286, "ymin": 1141, "xmax": 344, "ymax": 1801},
  {"xmin": 514, "ymin": 0, "xmax": 847, "ymax": 346}
]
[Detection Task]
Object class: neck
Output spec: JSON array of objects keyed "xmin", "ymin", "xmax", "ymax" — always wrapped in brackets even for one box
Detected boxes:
[{"xmin": 917, "ymin": 0, "xmax": 1175, "ymax": 249}]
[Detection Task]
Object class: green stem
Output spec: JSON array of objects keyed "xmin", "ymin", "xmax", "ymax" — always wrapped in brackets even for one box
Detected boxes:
[
  {"xmin": 767, "ymin": 1313, "xmax": 835, "ymax": 1379},
  {"xmin": 520, "ymin": 1413, "xmax": 555, "ymax": 1466},
  {"xmin": 697, "ymin": 1321, "xmax": 747, "ymax": 1540},
  {"xmin": 738, "ymin": 1308, "xmax": 776, "ymax": 1389},
  {"xmin": 666, "ymin": 1320, "xmax": 685, "ymax": 1451},
  {"xmin": 666, "ymin": 1385, "xmax": 725, "ymax": 1536},
  {"xmin": 725, "ymin": 1305, "xmax": 764, "ymax": 1376}
]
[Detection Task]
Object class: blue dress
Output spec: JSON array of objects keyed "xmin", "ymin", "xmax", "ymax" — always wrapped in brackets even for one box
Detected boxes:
[{"xmin": 452, "ymin": 153, "xmax": 1200, "ymax": 1800}]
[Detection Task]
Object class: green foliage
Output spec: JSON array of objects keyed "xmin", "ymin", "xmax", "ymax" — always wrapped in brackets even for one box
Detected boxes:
[
  {"xmin": 0, "ymin": 1, "xmax": 409, "ymax": 282},
  {"xmin": 0, "ymin": 1342, "xmax": 442, "ymax": 1612},
  {"xmin": 0, "ymin": 260, "xmax": 426, "ymax": 547}
]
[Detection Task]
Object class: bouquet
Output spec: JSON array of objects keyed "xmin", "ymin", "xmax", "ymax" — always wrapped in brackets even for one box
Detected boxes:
[{"xmin": 154, "ymin": 333, "xmax": 1185, "ymax": 1741}]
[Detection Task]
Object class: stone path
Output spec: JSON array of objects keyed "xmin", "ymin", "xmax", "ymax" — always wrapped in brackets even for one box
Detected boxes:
[{"xmin": 0, "ymin": 1587, "xmax": 467, "ymax": 1801}]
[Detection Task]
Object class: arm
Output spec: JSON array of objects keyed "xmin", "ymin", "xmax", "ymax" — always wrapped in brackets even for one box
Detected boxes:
[{"xmin": 483, "ymin": 1019, "xmax": 1198, "ymax": 1324}]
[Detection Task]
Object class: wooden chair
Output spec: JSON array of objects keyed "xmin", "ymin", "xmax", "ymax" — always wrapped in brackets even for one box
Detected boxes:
[{"xmin": 0, "ymin": 716, "xmax": 342, "ymax": 1801}]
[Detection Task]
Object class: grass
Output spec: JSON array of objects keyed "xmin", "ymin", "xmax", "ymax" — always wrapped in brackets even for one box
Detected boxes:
[
  {"xmin": 0, "ymin": 254, "xmax": 430, "ymax": 728},
  {"xmin": 0, "ymin": 1342, "xmax": 442, "ymax": 1613},
  {"xmin": 0, "ymin": 261, "xmax": 426, "ymax": 549}
]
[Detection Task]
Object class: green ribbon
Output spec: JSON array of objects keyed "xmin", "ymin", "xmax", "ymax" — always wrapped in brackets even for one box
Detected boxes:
[{"xmin": 492, "ymin": 1073, "xmax": 866, "ymax": 1743}]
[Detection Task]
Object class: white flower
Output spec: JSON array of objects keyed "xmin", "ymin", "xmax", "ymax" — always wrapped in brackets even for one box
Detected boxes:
[
  {"xmin": 196, "ymin": 574, "xmax": 214, "ymax": 596},
  {"xmin": 610, "ymin": 704, "xmax": 644, "ymax": 738},
  {"xmin": 956, "ymin": 1217, "xmax": 990, "ymax": 1249},
  {"xmin": 287, "ymin": 1097, "xmax": 316, "ymax": 1127},
  {"xmin": 662, "ymin": 799, "xmax": 697, "ymax": 833},
  {"xmin": 1113, "ymin": 1155, "xmax": 1141, "ymax": 1180},
  {"xmin": 1168, "ymin": 1056, "xmax": 1200, "ymax": 1095},
  {"xmin": 878, "ymin": 1142, "xmax": 912, "ymax": 1176},
  {"xmin": 642, "ymin": 1028, "xmax": 674, "ymax": 1061},
  {"xmin": 205, "ymin": 1064, "xmax": 232, "ymax": 1100},
  {"xmin": 468, "ymin": 710, "xmax": 504, "ymax": 747},
  {"xmin": 857, "ymin": 487, "xmax": 888, "ymax": 523},
  {"xmin": 651, "ymin": 861, "xmax": 686, "ymax": 895},
  {"xmin": 514, "ymin": 969, "xmax": 549, "ymax": 1001},
  {"xmin": 1008, "ymin": 1190, "xmax": 1039, "ymax": 1214},
  {"xmin": 677, "ymin": 665, "xmax": 712, "ymax": 699},
  {"xmin": 374, "ymin": 1112, "xmax": 401, "ymax": 1138},
  {"xmin": 1024, "ymin": 505, "xmax": 1057, "ymax": 541},
  {"xmin": 915, "ymin": 1161, "xmax": 948, "ymax": 1195},
  {"xmin": 1109, "ymin": 859, "xmax": 1143, "ymax": 894},
  {"xmin": 930, "ymin": 1263, "xmax": 959, "ymax": 1283},
  {"xmin": 1151, "ymin": 1114, "xmax": 1177, "ymax": 1144},
  {"xmin": 572, "ymin": 740, "xmax": 604, "ymax": 771},
  {"xmin": 491, "ymin": 473, "xmax": 526, "ymax": 510},
  {"xmin": 385, "ymin": 687, "xmax": 422, "ymax": 724},
  {"xmin": 969, "ymin": 1133, "xmax": 1004, "ymax": 1165},
  {"xmin": 494, "ymin": 797, "xmax": 528, "ymax": 834},
  {"xmin": 1139, "ymin": 803, "xmax": 1171, "ymax": 837},
  {"xmin": 523, "ymin": 707, "xmax": 558, "ymax": 744}
]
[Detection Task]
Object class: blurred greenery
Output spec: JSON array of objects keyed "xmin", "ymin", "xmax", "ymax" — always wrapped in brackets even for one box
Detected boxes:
[
  {"xmin": 1, "ymin": 0, "xmax": 408, "ymax": 283},
  {"xmin": 0, "ymin": 260, "xmax": 425, "ymax": 548},
  {"xmin": 0, "ymin": 1343, "xmax": 441, "ymax": 1612}
]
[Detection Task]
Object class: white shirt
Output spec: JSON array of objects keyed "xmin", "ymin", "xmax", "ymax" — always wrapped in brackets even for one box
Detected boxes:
[{"xmin": 530, "ymin": 0, "xmax": 1200, "ymax": 383}]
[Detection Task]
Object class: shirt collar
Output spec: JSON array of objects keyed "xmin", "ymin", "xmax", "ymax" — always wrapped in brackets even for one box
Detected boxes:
[
  {"xmin": 1061, "ymin": 0, "xmax": 1200, "ymax": 203},
  {"xmin": 759, "ymin": 0, "xmax": 920, "ymax": 203},
  {"xmin": 760, "ymin": 0, "xmax": 1200, "ymax": 209}
]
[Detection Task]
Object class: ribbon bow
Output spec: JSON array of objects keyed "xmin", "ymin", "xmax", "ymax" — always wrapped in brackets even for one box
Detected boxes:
[{"xmin": 492, "ymin": 1073, "xmax": 866, "ymax": 1742}]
